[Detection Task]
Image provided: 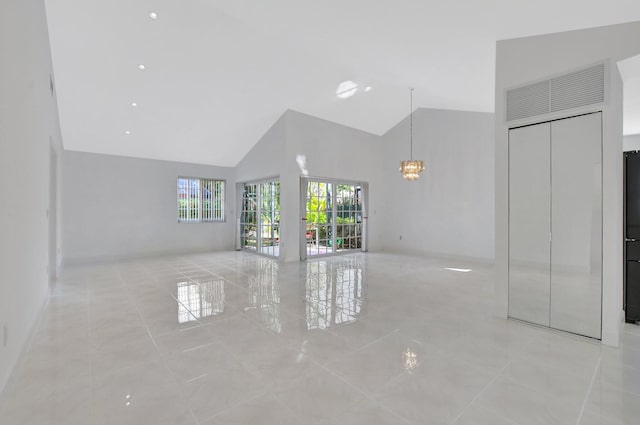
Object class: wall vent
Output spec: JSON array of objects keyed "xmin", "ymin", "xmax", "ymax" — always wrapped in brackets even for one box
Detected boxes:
[
  {"xmin": 506, "ymin": 63, "xmax": 605, "ymax": 122},
  {"xmin": 506, "ymin": 80, "xmax": 550, "ymax": 122}
]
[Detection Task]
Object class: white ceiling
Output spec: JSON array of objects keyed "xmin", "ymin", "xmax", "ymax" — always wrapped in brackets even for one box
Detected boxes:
[{"xmin": 44, "ymin": 0, "xmax": 640, "ymax": 166}]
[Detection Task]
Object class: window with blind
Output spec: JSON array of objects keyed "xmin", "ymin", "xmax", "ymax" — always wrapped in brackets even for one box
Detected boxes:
[{"xmin": 177, "ymin": 177, "xmax": 225, "ymax": 222}]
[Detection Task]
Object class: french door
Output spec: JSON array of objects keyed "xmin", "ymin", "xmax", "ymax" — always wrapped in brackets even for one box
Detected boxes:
[
  {"xmin": 240, "ymin": 180, "xmax": 280, "ymax": 257},
  {"xmin": 301, "ymin": 178, "xmax": 367, "ymax": 259}
]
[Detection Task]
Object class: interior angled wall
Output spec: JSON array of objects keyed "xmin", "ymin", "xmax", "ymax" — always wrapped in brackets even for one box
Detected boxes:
[
  {"xmin": 281, "ymin": 110, "xmax": 385, "ymax": 261},
  {"xmin": 233, "ymin": 108, "xmax": 495, "ymax": 262},
  {"xmin": 379, "ymin": 108, "xmax": 495, "ymax": 262},
  {"xmin": 0, "ymin": 0, "xmax": 64, "ymax": 393}
]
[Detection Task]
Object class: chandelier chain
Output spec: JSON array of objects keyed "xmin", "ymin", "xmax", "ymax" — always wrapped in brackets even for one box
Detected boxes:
[{"xmin": 410, "ymin": 88, "xmax": 414, "ymax": 160}]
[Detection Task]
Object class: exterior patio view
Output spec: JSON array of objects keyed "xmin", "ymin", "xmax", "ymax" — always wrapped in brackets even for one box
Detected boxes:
[
  {"xmin": 305, "ymin": 181, "xmax": 363, "ymax": 257},
  {"xmin": 239, "ymin": 180, "xmax": 364, "ymax": 258},
  {"xmin": 241, "ymin": 181, "xmax": 280, "ymax": 257}
]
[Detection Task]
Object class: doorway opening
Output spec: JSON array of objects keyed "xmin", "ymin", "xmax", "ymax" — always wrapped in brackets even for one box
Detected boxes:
[{"xmin": 620, "ymin": 53, "xmax": 640, "ymax": 323}]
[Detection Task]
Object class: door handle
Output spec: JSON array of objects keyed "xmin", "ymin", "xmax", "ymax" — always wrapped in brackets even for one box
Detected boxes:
[{"xmin": 626, "ymin": 238, "xmax": 637, "ymax": 242}]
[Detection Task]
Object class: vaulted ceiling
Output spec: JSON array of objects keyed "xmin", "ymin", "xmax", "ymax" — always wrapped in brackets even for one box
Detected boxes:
[{"xmin": 45, "ymin": 0, "xmax": 640, "ymax": 166}]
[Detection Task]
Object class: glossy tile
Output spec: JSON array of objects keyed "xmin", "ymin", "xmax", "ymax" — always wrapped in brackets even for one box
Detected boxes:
[
  {"xmin": 585, "ymin": 379, "xmax": 640, "ymax": 425},
  {"xmin": 375, "ymin": 354, "xmax": 493, "ymax": 425},
  {"xmin": 475, "ymin": 376, "xmax": 583, "ymax": 425},
  {"xmin": 207, "ymin": 393, "xmax": 300, "ymax": 425},
  {"xmin": 452, "ymin": 404, "xmax": 520, "ymax": 425},
  {"xmin": 326, "ymin": 331, "xmax": 425, "ymax": 395},
  {"xmin": 273, "ymin": 370, "xmax": 366, "ymax": 425},
  {"xmin": 1, "ymin": 251, "xmax": 638, "ymax": 425},
  {"xmin": 181, "ymin": 361, "xmax": 268, "ymax": 422},
  {"xmin": 327, "ymin": 398, "xmax": 412, "ymax": 425}
]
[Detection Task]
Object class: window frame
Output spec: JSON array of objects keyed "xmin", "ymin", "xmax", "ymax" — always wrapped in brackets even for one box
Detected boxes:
[{"xmin": 177, "ymin": 177, "xmax": 225, "ymax": 223}]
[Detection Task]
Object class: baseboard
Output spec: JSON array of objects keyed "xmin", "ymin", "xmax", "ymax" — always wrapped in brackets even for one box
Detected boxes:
[
  {"xmin": 374, "ymin": 247, "xmax": 495, "ymax": 266},
  {"xmin": 61, "ymin": 246, "xmax": 236, "ymax": 268}
]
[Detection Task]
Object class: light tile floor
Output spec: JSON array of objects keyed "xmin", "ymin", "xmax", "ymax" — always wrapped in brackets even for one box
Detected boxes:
[{"xmin": 0, "ymin": 252, "xmax": 639, "ymax": 425}]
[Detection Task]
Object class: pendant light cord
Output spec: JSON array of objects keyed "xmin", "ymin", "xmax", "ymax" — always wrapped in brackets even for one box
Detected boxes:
[{"xmin": 410, "ymin": 88, "xmax": 414, "ymax": 160}]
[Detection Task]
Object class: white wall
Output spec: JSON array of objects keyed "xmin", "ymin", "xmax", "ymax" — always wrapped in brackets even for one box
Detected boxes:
[
  {"xmin": 283, "ymin": 111, "xmax": 385, "ymax": 260},
  {"xmin": 281, "ymin": 111, "xmax": 381, "ymax": 261},
  {"xmin": 234, "ymin": 110, "xmax": 384, "ymax": 261},
  {"xmin": 62, "ymin": 151, "xmax": 236, "ymax": 263},
  {"xmin": 233, "ymin": 108, "xmax": 495, "ymax": 263},
  {"xmin": 233, "ymin": 113, "xmax": 287, "ymax": 253},
  {"xmin": 235, "ymin": 113, "xmax": 286, "ymax": 183},
  {"xmin": 624, "ymin": 134, "xmax": 640, "ymax": 151},
  {"xmin": 495, "ymin": 21, "xmax": 640, "ymax": 346},
  {"xmin": 379, "ymin": 109, "xmax": 495, "ymax": 261},
  {"xmin": 0, "ymin": 0, "xmax": 64, "ymax": 393}
]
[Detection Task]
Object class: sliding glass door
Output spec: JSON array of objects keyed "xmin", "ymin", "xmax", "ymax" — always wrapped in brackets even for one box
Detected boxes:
[{"xmin": 302, "ymin": 179, "xmax": 366, "ymax": 258}]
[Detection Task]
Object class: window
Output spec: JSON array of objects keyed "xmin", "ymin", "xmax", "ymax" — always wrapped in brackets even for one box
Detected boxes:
[{"xmin": 177, "ymin": 177, "xmax": 224, "ymax": 222}]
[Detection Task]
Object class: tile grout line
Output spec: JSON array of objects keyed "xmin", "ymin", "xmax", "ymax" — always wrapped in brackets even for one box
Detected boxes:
[
  {"xmin": 575, "ymin": 353, "xmax": 602, "ymax": 425},
  {"xmin": 127, "ymin": 265, "xmax": 203, "ymax": 425},
  {"xmin": 313, "ymin": 353, "xmax": 414, "ymax": 425},
  {"xmin": 446, "ymin": 336, "xmax": 544, "ymax": 425},
  {"xmin": 447, "ymin": 360, "xmax": 514, "ymax": 425}
]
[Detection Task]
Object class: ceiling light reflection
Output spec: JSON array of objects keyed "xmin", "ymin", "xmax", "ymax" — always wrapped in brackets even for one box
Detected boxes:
[
  {"xmin": 336, "ymin": 80, "xmax": 358, "ymax": 99},
  {"xmin": 403, "ymin": 348, "xmax": 418, "ymax": 371},
  {"xmin": 444, "ymin": 267, "xmax": 472, "ymax": 273},
  {"xmin": 149, "ymin": 12, "xmax": 158, "ymax": 20},
  {"xmin": 296, "ymin": 154, "xmax": 309, "ymax": 176}
]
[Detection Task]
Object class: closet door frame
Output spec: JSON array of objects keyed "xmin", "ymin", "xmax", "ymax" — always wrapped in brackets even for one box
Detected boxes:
[{"xmin": 508, "ymin": 111, "xmax": 603, "ymax": 340}]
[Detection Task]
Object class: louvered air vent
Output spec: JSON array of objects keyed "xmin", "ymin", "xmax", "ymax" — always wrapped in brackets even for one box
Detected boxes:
[
  {"xmin": 506, "ymin": 81, "xmax": 550, "ymax": 122},
  {"xmin": 506, "ymin": 63, "xmax": 605, "ymax": 122}
]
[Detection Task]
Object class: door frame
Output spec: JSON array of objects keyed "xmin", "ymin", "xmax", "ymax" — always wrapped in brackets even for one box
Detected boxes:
[{"xmin": 237, "ymin": 176, "xmax": 281, "ymax": 258}]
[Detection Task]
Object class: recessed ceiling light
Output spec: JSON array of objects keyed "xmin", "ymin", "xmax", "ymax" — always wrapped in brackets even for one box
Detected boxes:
[
  {"xmin": 149, "ymin": 12, "xmax": 158, "ymax": 20},
  {"xmin": 138, "ymin": 64, "xmax": 146, "ymax": 70},
  {"xmin": 336, "ymin": 80, "xmax": 358, "ymax": 99},
  {"xmin": 131, "ymin": 102, "xmax": 137, "ymax": 107},
  {"xmin": 125, "ymin": 130, "xmax": 131, "ymax": 135},
  {"xmin": 364, "ymin": 86, "xmax": 372, "ymax": 92}
]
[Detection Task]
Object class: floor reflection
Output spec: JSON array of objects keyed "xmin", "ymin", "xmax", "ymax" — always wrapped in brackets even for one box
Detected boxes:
[
  {"xmin": 305, "ymin": 257, "xmax": 365, "ymax": 330},
  {"xmin": 246, "ymin": 259, "xmax": 281, "ymax": 332},
  {"xmin": 403, "ymin": 348, "xmax": 418, "ymax": 371},
  {"xmin": 8, "ymin": 251, "xmax": 635, "ymax": 425},
  {"xmin": 177, "ymin": 280, "xmax": 225, "ymax": 323}
]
